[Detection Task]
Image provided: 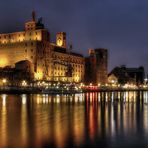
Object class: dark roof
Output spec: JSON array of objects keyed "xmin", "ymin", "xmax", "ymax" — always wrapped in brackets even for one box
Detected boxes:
[
  {"xmin": 126, "ymin": 68, "xmax": 144, "ymax": 72},
  {"xmin": 70, "ymin": 52, "xmax": 83, "ymax": 57},
  {"xmin": 15, "ymin": 60, "xmax": 31, "ymax": 65},
  {"xmin": 54, "ymin": 46, "xmax": 83, "ymax": 57},
  {"xmin": 95, "ymin": 48, "xmax": 108, "ymax": 52},
  {"xmin": 54, "ymin": 46, "xmax": 67, "ymax": 53}
]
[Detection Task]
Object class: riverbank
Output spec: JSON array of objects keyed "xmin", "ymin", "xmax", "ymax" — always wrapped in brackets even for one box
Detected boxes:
[{"xmin": 0, "ymin": 86, "xmax": 148, "ymax": 94}]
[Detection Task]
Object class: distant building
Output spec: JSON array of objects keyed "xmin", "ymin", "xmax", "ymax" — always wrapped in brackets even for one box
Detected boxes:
[
  {"xmin": 109, "ymin": 65, "xmax": 145, "ymax": 85},
  {"xmin": 108, "ymin": 73, "xmax": 118, "ymax": 84},
  {"xmin": 85, "ymin": 48, "xmax": 108, "ymax": 85},
  {"xmin": 0, "ymin": 61, "xmax": 34, "ymax": 86},
  {"xmin": 0, "ymin": 12, "xmax": 85, "ymax": 83}
]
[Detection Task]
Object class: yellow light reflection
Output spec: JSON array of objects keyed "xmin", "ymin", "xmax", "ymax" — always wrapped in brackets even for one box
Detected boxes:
[
  {"xmin": 21, "ymin": 95, "xmax": 28, "ymax": 146},
  {"xmin": 22, "ymin": 94, "xmax": 27, "ymax": 105},
  {"xmin": 1, "ymin": 98, "xmax": 7, "ymax": 147},
  {"xmin": 2, "ymin": 94, "xmax": 7, "ymax": 106}
]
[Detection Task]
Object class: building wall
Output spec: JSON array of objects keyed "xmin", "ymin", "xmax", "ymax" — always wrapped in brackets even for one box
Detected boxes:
[
  {"xmin": 47, "ymin": 50, "xmax": 84, "ymax": 83},
  {"xmin": 0, "ymin": 42, "xmax": 35, "ymax": 67},
  {"xmin": 0, "ymin": 29, "xmax": 49, "ymax": 44},
  {"xmin": 95, "ymin": 48, "xmax": 108, "ymax": 84},
  {"xmin": 0, "ymin": 17, "xmax": 84, "ymax": 83},
  {"xmin": 85, "ymin": 48, "xmax": 108, "ymax": 85}
]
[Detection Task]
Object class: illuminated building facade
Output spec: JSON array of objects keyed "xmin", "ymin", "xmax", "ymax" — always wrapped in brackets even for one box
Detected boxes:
[
  {"xmin": 85, "ymin": 48, "xmax": 108, "ymax": 85},
  {"xmin": 0, "ymin": 12, "xmax": 85, "ymax": 83}
]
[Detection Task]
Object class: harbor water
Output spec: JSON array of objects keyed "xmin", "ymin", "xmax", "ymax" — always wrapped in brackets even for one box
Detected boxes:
[{"xmin": 0, "ymin": 91, "xmax": 148, "ymax": 147}]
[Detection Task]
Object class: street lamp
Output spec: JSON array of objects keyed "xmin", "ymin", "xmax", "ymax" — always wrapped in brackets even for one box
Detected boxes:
[
  {"xmin": 2, "ymin": 78, "xmax": 7, "ymax": 84},
  {"xmin": 22, "ymin": 80, "xmax": 27, "ymax": 87}
]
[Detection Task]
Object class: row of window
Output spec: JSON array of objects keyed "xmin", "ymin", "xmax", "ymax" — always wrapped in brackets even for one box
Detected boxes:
[
  {"xmin": 52, "ymin": 78, "xmax": 80, "ymax": 82},
  {"xmin": 52, "ymin": 72, "xmax": 82, "ymax": 77},
  {"xmin": 25, "ymin": 42, "xmax": 34, "ymax": 46},
  {"xmin": 54, "ymin": 67, "xmax": 83, "ymax": 72},
  {"xmin": 53, "ymin": 56, "xmax": 83, "ymax": 64},
  {"xmin": 25, "ymin": 49, "xmax": 34, "ymax": 53},
  {"xmin": 0, "ymin": 38, "xmax": 40, "ymax": 44},
  {"xmin": 0, "ymin": 32, "xmax": 39, "ymax": 39},
  {"xmin": 53, "ymin": 64, "xmax": 83, "ymax": 69}
]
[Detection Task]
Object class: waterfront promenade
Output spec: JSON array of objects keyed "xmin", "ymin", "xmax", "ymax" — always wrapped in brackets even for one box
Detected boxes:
[{"xmin": 0, "ymin": 85, "xmax": 148, "ymax": 94}]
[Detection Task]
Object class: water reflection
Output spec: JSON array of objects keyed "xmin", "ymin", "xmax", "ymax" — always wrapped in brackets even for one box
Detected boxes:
[
  {"xmin": 0, "ymin": 91, "xmax": 148, "ymax": 147},
  {"xmin": 21, "ymin": 94, "xmax": 28, "ymax": 147}
]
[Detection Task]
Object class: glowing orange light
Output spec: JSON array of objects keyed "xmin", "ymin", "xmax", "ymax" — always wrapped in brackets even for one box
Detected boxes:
[{"xmin": 0, "ymin": 58, "xmax": 8, "ymax": 67}]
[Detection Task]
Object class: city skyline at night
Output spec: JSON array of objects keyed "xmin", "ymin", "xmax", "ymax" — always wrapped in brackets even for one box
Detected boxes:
[
  {"xmin": 0, "ymin": 0, "xmax": 148, "ymax": 73},
  {"xmin": 1, "ymin": 1, "xmax": 148, "ymax": 148}
]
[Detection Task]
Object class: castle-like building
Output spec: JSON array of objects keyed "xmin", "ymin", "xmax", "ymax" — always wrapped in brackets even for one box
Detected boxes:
[
  {"xmin": 0, "ymin": 12, "xmax": 85, "ymax": 83},
  {"xmin": 85, "ymin": 48, "xmax": 108, "ymax": 85}
]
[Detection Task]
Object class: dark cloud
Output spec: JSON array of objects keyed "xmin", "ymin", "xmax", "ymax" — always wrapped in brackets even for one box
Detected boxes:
[{"xmin": 0, "ymin": 0, "xmax": 148, "ymax": 73}]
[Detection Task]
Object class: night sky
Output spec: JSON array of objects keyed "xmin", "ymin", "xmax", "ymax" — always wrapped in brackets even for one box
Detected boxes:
[{"xmin": 1, "ymin": 0, "xmax": 148, "ymax": 74}]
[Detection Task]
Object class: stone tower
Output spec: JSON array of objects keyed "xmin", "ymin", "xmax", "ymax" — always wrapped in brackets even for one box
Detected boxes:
[
  {"xmin": 56, "ymin": 32, "xmax": 66, "ymax": 48},
  {"xmin": 85, "ymin": 48, "xmax": 108, "ymax": 85}
]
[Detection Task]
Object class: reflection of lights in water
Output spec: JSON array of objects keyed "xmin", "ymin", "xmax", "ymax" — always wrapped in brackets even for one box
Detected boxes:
[
  {"xmin": 22, "ymin": 94, "xmax": 27, "ymax": 105},
  {"xmin": 133, "ymin": 91, "xmax": 136, "ymax": 102},
  {"xmin": 140, "ymin": 91, "xmax": 142, "ymax": 100},
  {"xmin": 129, "ymin": 91, "xmax": 136, "ymax": 102},
  {"xmin": 53, "ymin": 98, "xmax": 56, "ymax": 103},
  {"xmin": 122, "ymin": 91, "xmax": 137, "ymax": 103},
  {"xmin": 39, "ymin": 94, "xmax": 50, "ymax": 104},
  {"xmin": 56, "ymin": 97, "xmax": 60, "ymax": 104},
  {"xmin": 75, "ymin": 96, "xmax": 78, "ymax": 103},
  {"xmin": 75, "ymin": 94, "xmax": 83, "ymax": 103},
  {"xmin": 36, "ymin": 94, "xmax": 43, "ymax": 105},
  {"xmin": 105, "ymin": 93, "xmax": 108, "ymax": 102},
  {"xmin": 48, "ymin": 96, "xmax": 51, "ymax": 103},
  {"xmin": 79, "ymin": 96, "xmax": 83, "ymax": 102},
  {"xmin": 1, "ymin": 94, "xmax": 7, "ymax": 146},
  {"xmin": 2, "ymin": 94, "xmax": 7, "ymax": 106},
  {"xmin": 56, "ymin": 95, "xmax": 60, "ymax": 103},
  {"xmin": 118, "ymin": 92, "xmax": 120, "ymax": 99},
  {"xmin": 129, "ymin": 92, "xmax": 133, "ymax": 102},
  {"xmin": 111, "ymin": 92, "xmax": 114, "ymax": 103},
  {"xmin": 79, "ymin": 94, "xmax": 84, "ymax": 102},
  {"xmin": 102, "ymin": 93, "xmax": 105, "ymax": 100},
  {"xmin": 37, "ymin": 97, "xmax": 40, "ymax": 104},
  {"xmin": 144, "ymin": 92, "xmax": 148, "ymax": 103},
  {"xmin": 86, "ymin": 93, "xmax": 89, "ymax": 100},
  {"xmin": 95, "ymin": 93, "xmax": 97, "ymax": 100},
  {"xmin": 46, "ymin": 98, "xmax": 48, "ymax": 103},
  {"xmin": 1, "ymin": 92, "xmax": 148, "ymax": 147},
  {"xmin": 92, "ymin": 93, "xmax": 95, "ymax": 101},
  {"xmin": 43, "ymin": 97, "xmax": 46, "ymax": 104},
  {"xmin": 42, "ymin": 94, "xmax": 46, "ymax": 98},
  {"xmin": 123, "ymin": 92, "xmax": 126, "ymax": 103},
  {"xmin": 90, "ymin": 93, "xmax": 93, "ymax": 102},
  {"xmin": 146, "ymin": 92, "xmax": 148, "ymax": 103},
  {"xmin": 21, "ymin": 95, "xmax": 28, "ymax": 145},
  {"xmin": 125, "ymin": 92, "xmax": 128, "ymax": 102},
  {"xmin": 70, "ymin": 97, "xmax": 73, "ymax": 102},
  {"xmin": 111, "ymin": 105, "xmax": 115, "ymax": 137},
  {"xmin": 98, "ymin": 93, "xmax": 100, "ymax": 102}
]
